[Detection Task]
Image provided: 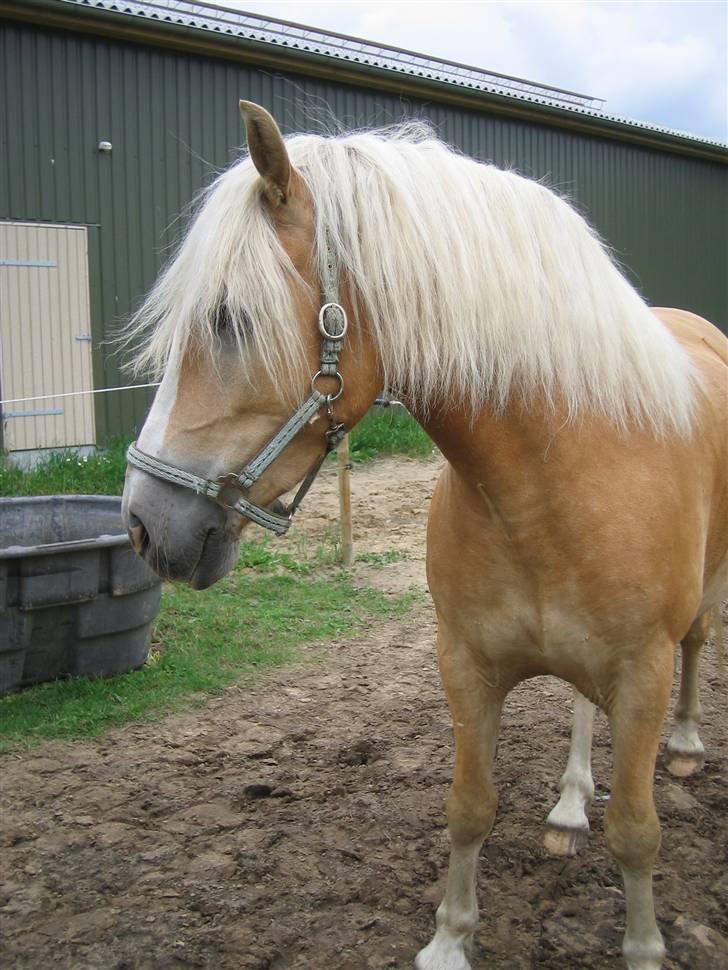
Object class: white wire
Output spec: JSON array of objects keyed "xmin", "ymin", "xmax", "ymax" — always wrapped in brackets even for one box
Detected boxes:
[
  {"xmin": 0, "ymin": 383, "xmax": 161, "ymax": 407},
  {"xmin": 1, "ymin": 387, "xmax": 407, "ymax": 409}
]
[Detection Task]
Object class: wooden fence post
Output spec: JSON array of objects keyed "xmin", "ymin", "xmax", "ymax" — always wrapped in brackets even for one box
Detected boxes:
[{"xmin": 337, "ymin": 434, "xmax": 354, "ymax": 567}]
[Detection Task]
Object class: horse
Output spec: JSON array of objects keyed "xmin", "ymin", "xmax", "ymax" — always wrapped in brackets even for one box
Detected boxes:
[{"xmin": 121, "ymin": 102, "xmax": 728, "ymax": 970}]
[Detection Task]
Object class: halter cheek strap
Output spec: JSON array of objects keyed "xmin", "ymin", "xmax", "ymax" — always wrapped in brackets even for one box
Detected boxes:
[{"xmin": 126, "ymin": 234, "xmax": 348, "ymax": 536}]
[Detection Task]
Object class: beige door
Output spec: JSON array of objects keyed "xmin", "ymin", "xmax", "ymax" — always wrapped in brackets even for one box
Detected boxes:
[{"xmin": 0, "ymin": 222, "xmax": 96, "ymax": 451}]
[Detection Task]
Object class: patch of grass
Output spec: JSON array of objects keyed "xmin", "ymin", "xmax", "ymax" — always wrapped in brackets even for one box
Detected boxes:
[
  {"xmin": 0, "ymin": 438, "xmax": 130, "ymax": 496},
  {"xmin": 356, "ymin": 550, "xmax": 408, "ymax": 565},
  {"xmin": 0, "ymin": 550, "xmax": 417, "ymax": 749},
  {"xmin": 346, "ymin": 410, "xmax": 435, "ymax": 462},
  {"xmin": 238, "ymin": 527, "xmax": 341, "ymax": 575}
]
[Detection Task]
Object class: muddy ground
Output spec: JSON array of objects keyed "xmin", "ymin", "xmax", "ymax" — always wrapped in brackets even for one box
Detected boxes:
[{"xmin": 1, "ymin": 457, "xmax": 726, "ymax": 970}]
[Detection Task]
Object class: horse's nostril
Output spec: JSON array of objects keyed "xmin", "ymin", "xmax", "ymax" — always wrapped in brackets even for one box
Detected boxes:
[{"xmin": 127, "ymin": 512, "xmax": 148, "ymax": 555}]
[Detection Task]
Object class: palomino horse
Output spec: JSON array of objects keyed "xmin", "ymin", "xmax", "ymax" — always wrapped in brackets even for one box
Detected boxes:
[{"xmin": 122, "ymin": 103, "xmax": 728, "ymax": 970}]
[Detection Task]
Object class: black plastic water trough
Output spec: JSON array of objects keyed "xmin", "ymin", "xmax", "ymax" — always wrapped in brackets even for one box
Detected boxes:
[{"xmin": 0, "ymin": 495, "xmax": 162, "ymax": 694}]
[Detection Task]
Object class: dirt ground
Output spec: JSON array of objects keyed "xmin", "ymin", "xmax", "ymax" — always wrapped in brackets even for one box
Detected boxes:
[{"xmin": 1, "ymin": 456, "xmax": 726, "ymax": 970}]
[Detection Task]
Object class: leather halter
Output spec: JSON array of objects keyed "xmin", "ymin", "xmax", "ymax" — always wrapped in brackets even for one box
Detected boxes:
[{"xmin": 126, "ymin": 237, "xmax": 348, "ymax": 535}]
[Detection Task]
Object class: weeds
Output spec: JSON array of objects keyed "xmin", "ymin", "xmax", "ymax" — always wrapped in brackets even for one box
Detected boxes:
[
  {"xmin": 0, "ymin": 438, "xmax": 129, "ymax": 496},
  {"xmin": 345, "ymin": 410, "xmax": 435, "ymax": 462},
  {"xmin": 356, "ymin": 550, "xmax": 408, "ymax": 565}
]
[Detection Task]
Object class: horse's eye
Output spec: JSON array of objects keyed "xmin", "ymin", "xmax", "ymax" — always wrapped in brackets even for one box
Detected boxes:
[
  {"xmin": 214, "ymin": 304, "xmax": 252, "ymax": 344},
  {"xmin": 215, "ymin": 303, "xmax": 233, "ymax": 332}
]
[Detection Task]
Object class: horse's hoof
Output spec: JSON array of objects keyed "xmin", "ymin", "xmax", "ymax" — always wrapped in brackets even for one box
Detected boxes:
[
  {"xmin": 415, "ymin": 951, "xmax": 472, "ymax": 970},
  {"xmin": 543, "ymin": 823, "xmax": 589, "ymax": 857},
  {"xmin": 623, "ymin": 939, "xmax": 666, "ymax": 970},
  {"xmin": 665, "ymin": 749, "xmax": 704, "ymax": 778},
  {"xmin": 415, "ymin": 937, "xmax": 472, "ymax": 970}
]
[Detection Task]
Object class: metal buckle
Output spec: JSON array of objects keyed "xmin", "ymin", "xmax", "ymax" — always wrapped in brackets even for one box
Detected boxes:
[
  {"xmin": 326, "ymin": 423, "xmax": 346, "ymax": 448},
  {"xmin": 311, "ymin": 370, "xmax": 344, "ymax": 402},
  {"xmin": 318, "ymin": 302, "xmax": 348, "ymax": 340},
  {"xmin": 213, "ymin": 472, "xmax": 246, "ymax": 510}
]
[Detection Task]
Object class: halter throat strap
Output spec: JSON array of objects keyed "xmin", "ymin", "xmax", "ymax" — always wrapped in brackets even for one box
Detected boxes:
[{"xmin": 126, "ymin": 234, "xmax": 347, "ymax": 536}]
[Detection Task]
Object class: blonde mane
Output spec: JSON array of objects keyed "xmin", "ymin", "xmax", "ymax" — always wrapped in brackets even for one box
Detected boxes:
[{"xmin": 126, "ymin": 122, "xmax": 696, "ymax": 435}]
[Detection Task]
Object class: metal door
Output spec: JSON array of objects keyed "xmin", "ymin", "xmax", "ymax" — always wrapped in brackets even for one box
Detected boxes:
[{"xmin": 0, "ymin": 222, "xmax": 96, "ymax": 452}]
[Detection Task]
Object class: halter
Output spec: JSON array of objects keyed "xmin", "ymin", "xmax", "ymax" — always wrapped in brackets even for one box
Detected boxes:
[{"xmin": 126, "ymin": 235, "xmax": 348, "ymax": 535}]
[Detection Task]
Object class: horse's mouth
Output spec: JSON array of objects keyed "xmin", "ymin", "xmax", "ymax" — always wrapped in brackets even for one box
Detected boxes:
[
  {"xmin": 190, "ymin": 499, "xmax": 289, "ymax": 585},
  {"xmin": 189, "ymin": 529, "xmax": 239, "ymax": 589},
  {"xmin": 125, "ymin": 480, "xmax": 288, "ymax": 589},
  {"xmin": 135, "ymin": 525, "xmax": 238, "ymax": 589}
]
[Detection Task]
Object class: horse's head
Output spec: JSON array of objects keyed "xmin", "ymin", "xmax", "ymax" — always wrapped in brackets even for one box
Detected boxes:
[{"xmin": 122, "ymin": 103, "xmax": 381, "ymax": 588}]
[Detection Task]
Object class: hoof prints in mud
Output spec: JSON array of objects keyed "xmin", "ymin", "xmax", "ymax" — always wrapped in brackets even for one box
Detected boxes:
[{"xmin": 338, "ymin": 739, "xmax": 386, "ymax": 766}]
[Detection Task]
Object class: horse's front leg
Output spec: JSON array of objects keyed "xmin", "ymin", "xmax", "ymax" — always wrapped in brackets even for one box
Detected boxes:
[
  {"xmin": 544, "ymin": 688, "xmax": 596, "ymax": 856},
  {"xmin": 416, "ymin": 626, "xmax": 505, "ymax": 970},
  {"xmin": 606, "ymin": 644, "xmax": 673, "ymax": 970},
  {"xmin": 665, "ymin": 609, "xmax": 714, "ymax": 777}
]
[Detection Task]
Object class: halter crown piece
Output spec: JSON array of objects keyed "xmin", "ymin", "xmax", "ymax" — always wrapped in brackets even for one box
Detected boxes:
[{"xmin": 126, "ymin": 233, "xmax": 348, "ymax": 535}]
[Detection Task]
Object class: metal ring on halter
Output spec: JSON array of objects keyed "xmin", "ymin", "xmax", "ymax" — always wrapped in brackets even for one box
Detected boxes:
[
  {"xmin": 318, "ymin": 302, "xmax": 348, "ymax": 340},
  {"xmin": 311, "ymin": 370, "xmax": 344, "ymax": 401}
]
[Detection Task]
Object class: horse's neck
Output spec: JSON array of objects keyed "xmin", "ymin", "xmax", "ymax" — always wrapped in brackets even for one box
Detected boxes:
[
  {"xmin": 415, "ymin": 398, "xmax": 652, "ymax": 508},
  {"xmin": 416, "ymin": 400, "xmax": 564, "ymax": 488}
]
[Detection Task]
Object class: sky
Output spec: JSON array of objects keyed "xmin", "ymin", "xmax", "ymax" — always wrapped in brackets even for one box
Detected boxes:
[{"xmin": 221, "ymin": 0, "xmax": 728, "ymax": 142}]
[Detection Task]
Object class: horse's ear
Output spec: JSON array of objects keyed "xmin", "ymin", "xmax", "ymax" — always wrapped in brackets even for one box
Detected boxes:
[{"xmin": 239, "ymin": 101, "xmax": 290, "ymax": 206}]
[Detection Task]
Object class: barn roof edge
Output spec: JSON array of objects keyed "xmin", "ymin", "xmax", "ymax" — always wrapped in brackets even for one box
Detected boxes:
[{"xmin": 4, "ymin": 0, "xmax": 727, "ymax": 164}]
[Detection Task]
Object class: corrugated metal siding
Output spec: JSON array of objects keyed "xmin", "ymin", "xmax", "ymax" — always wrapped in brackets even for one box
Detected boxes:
[{"xmin": 1, "ymin": 19, "xmax": 726, "ymax": 441}]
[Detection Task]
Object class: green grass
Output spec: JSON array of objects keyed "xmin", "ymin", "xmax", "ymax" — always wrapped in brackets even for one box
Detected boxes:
[
  {"xmin": 238, "ymin": 526, "xmax": 342, "ymax": 574},
  {"xmin": 346, "ymin": 409, "xmax": 435, "ymax": 462},
  {"xmin": 356, "ymin": 550, "xmax": 408, "ymax": 565},
  {"xmin": 0, "ymin": 412, "xmax": 434, "ymax": 498},
  {"xmin": 0, "ymin": 539, "xmax": 418, "ymax": 750},
  {"xmin": 0, "ymin": 438, "xmax": 129, "ymax": 496}
]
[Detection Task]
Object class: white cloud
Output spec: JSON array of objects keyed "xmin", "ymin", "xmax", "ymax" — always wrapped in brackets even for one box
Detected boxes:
[{"xmin": 224, "ymin": 0, "xmax": 728, "ymax": 140}]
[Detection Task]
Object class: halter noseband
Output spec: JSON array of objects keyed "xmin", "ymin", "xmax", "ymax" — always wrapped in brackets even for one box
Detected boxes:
[{"xmin": 126, "ymin": 236, "xmax": 348, "ymax": 536}]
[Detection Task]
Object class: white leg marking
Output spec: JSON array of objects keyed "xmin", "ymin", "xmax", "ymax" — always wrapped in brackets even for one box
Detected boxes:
[
  {"xmin": 621, "ymin": 868, "xmax": 666, "ymax": 970},
  {"xmin": 666, "ymin": 720, "xmax": 704, "ymax": 761},
  {"xmin": 544, "ymin": 690, "xmax": 596, "ymax": 855},
  {"xmin": 415, "ymin": 841, "xmax": 479, "ymax": 970}
]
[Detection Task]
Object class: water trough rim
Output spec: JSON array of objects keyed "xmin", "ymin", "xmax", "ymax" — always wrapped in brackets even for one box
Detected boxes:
[{"xmin": 0, "ymin": 494, "xmax": 129, "ymax": 560}]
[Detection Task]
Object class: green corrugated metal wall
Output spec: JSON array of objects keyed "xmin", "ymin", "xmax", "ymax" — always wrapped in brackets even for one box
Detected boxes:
[{"xmin": 1, "ymin": 19, "xmax": 726, "ymax": 442}]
